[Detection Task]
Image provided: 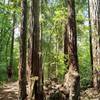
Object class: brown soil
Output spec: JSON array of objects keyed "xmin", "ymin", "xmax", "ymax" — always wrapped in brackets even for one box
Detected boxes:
[
  {"xmin": 0, "ymin": 81, "xmax": 100, "ymax": 100},
  {"xmin": 0, "ymin": 82, "xmax": 18, "ymax": 100},
  {"xmin": 80, "ymin": 88, "xmax": 100, "ymax": 100}
]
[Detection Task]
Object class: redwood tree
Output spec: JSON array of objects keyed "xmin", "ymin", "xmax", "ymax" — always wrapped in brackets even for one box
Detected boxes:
[
  {"xmin": 88, "ymin": 0, "xmax": 93, "ymax": 86},
  {"xmin": 64, "ymin": 0, "xmax": 80, "ymax": 99},
  {"xmin": 19, "ymin": 0, "xmax": 27, "ymax": 99},
  {"xmin": 29, "ymin": 0, "xmax": 43, "ymax": 100},
  {"xmin": 89, "ymin": 0, "xmax": 100, "ymax": 91}
]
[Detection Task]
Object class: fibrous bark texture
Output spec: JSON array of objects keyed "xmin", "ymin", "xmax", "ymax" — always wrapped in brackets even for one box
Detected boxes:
[
  {"xmin": 29, "ymin": 0, "xmax": 43, "ymax": 100},
  {"xmin": 89, "ymin": 0, "xmax": 100, "ymax": 91},
  {"xmin": 19, "ymin": 0, "xmax": 27, "ymax": 99},
  {"xmin": 64, "ymin": 0, "xmax": 80, "ymax": 100}
]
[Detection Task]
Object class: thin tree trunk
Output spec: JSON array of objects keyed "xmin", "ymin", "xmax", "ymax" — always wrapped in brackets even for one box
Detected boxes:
[
  {"xmin": 7, "ymin": 11, "xmax": 15, "ymax": 80},
  {"xmin": 64, "ymin": 24, "xmax": 68, "ymax": 70},
  {"xmin": 10, "ymin": 12, "xmax": 15, "ymax": 67},
  {"xmin": 88, "ymin": 0, "xmax": 93, "ymax": 87},
  {"xmin": 19, "ymin": 0, "xmax": 27, "ymax": 99}
]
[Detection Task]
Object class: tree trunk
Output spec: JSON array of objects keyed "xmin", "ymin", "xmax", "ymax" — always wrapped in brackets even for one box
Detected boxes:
[
  {"xmin": 64, "ymin": 24, "xmax": 68, "ymax": 70},
  {"xmin": 7, "ymin": 11, "xmax": 15, "ymax": 80},
  {"xmin": 64, "ymin": 0, "xmax": 80, "ymax": 99},
  {"xmin": 88, "ymin": 0, "xmax": 93, "ymax": 87},
  {"xmin": 19, "ymin": 0, "xmax": 27, "ymax": 99},
  {"xmin": 89, "ymin": 0, "xmax": 100, "ymax": 91},
  {"xmin": 64, "ymin": 0, "xmax": 68, "ymax": 68},
  {"xmin": 29, "ymin": 0, "xmax": 43, "ymax": 100}
]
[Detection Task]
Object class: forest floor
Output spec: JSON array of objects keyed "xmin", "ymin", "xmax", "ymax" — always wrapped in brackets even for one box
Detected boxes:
[
  {"xmin": 0, "ymin": 81, "xmax": 18, "ymax": 100},
  {"xmin": 80, "ymin": 88, "xmax": 100, "ymax": 100},
  {"xmin": 0, "ymin": 81, "xmax": 100, "ymax": 100}
]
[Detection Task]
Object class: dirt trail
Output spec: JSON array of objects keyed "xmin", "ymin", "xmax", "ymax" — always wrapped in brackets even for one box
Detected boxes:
[
  {"xmin": 0, "ymin": 81, "xmax": 100, "ymax": 100},
  {"xmin": 0, "ymin": 82, "xmax": 18, "ymax": 100}
]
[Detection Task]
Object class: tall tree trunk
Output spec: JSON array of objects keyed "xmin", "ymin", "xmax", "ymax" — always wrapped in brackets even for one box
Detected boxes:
[
  {"xmin": 19, "ymin": 0, "xmax": 27, "ymax": 99},
  {"xmin": 64, "ymin": 0, "xmax": 68, "ymax": 67},
  {"xmin": 7, "ymin": 11, "xmax": 15, "ymax": 80},
  {"xmin": 64, "ymin": 0, "xmax": 80, "ymax": 99},
  {"xmin": 64, "ymin": 24, "xmax": 68, "ymax": 70},
  {"xmin": 29, "ymin": 0, "xmax": 43, "ymax": 100},
  {"xmin": 88, "ymin": 0, "xmax": 93, "ymax": 87},
  {"xmin": 40, "ymin": 2, "xmax": 44, "ymax": 91},
  {"xmin": 10, "ymin": 12, "xmax": 15, "ymax": 68},
  {"xmin": 89, "ymin": 0, "xmax": 100, "ymax": 91}
]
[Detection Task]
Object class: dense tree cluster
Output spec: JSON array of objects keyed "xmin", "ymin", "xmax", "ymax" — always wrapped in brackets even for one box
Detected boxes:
[{"xmin": 0, "ymin": 0, "xmax": 100, "ymax": 100}]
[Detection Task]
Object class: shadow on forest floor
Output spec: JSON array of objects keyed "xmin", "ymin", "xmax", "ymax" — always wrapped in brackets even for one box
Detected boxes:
[{"xmin": 0, "ymin": 81, "xmax": 100, "ymax": 100}]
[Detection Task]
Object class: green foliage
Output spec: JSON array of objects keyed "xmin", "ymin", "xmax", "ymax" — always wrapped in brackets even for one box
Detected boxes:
[
  {"xmin": 0, "ymin": 0, "xmax": 94, "ymax": 89},
  {"xmin": 13, "ymin": 40, "xmax": 19, "ymax": 80},
  {"xmin": 41, "ymin": 0, "xmax": 93, "ymax": 87},
  {"xmin": 42, "ymin": 0, "xmax": 67, "ymax": 81},
  {"xmin": 78, "ymin": 42, "xmax": 91, "ymax": 87},
  {"xmin": 76, "ymin": 0, "xmax": 92, "ymax": 87},
  {"xmin": 0, "ymin": 63, "xmax": 8, "ymax": 81},
  {"xmin": 0, "ymin": 0, "xmax": 20, "ymax": 82}
]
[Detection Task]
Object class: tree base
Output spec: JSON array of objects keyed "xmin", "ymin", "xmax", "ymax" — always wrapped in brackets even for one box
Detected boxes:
[{"xmin": 63, "ymin": 69, "xmax": 80, "ymax": 100}]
